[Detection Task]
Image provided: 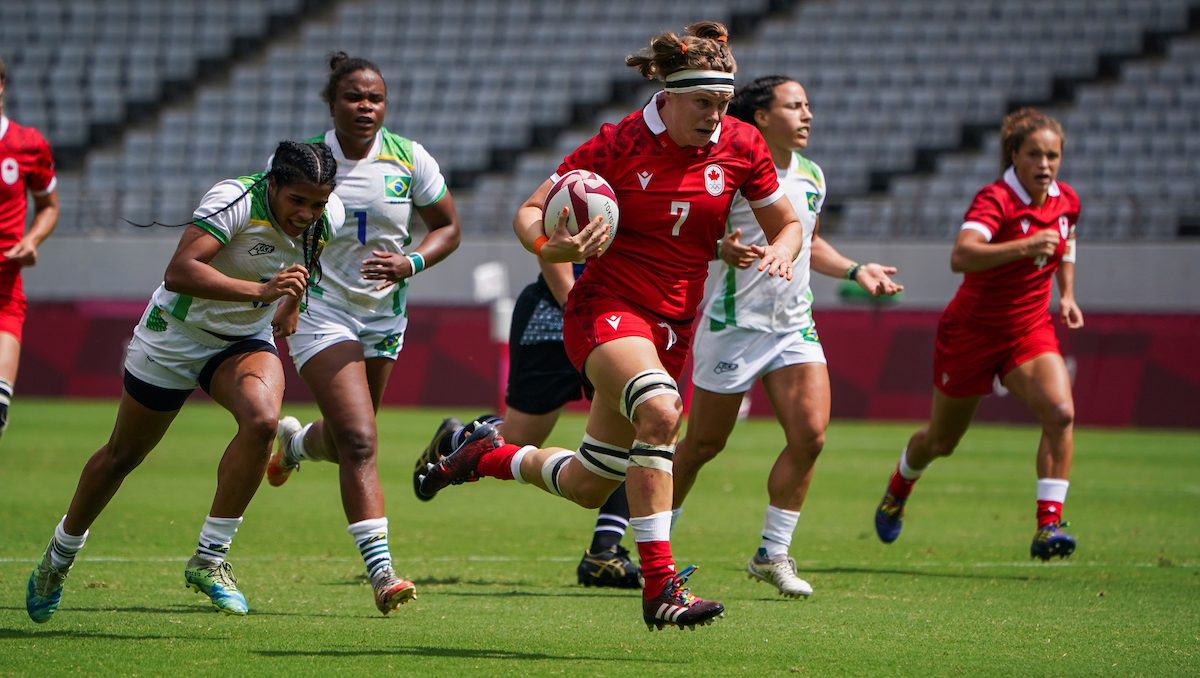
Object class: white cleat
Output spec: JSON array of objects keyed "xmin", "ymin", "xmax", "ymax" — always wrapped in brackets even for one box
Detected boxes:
[
  {"xmin": 267, "ymin": 416, "xmax": 303, "ymax": 487},
  {"xmin": 746, "ymin": 554, "xmax": 813, "ymax": 598}
]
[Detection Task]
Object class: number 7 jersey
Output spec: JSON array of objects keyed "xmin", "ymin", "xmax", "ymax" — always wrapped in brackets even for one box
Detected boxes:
[
  {"xmin": 556, "ymin": 93, "xmax": 783, "ymax": 321},
  {"xmin": 307, "ymin": 128, "xmax": 448, "ymax": 316}
]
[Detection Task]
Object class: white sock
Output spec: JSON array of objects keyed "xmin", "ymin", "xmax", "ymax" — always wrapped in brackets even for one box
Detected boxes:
[
  {"xmin": 759, "ymin": 505, "xmax": 800, "ymax": 559},
  {"xmin": 898, "ymin": 448, "xmax": 927, "ymax": 480},
  {"xmin": 669, "ymin": 507, "xmax": 683, "ymax": 532},
  {"xmin": 194, "ymin": 516, "xmax": 242, "ymax": 564},
  {"xmin": 287, "ymin": 423, "xmax": 313, "ymax": 463},
  {"xmin": 629, "ymin": 511, "xmax": 672, "ymax": 543},
  {"xmin": 347, "ymin": 517, "xmax": 393, "ymax": 585},
  {"xmin": 510, "ymin": 445, "xmax": 535, "ymax": 484},
  {"xmin": 50, "ymin": 516, "xmax": 88, "ymax": 569},
  {"xmin": 1036, "ymin": 478, "xmax": 1070, "ymax": 503}
]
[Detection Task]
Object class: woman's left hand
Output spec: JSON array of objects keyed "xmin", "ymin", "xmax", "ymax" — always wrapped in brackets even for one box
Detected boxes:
[
  {"xmin": 1060, "ymin": 296, "xmax": 1084, "ymax": 329},
  {"xmin": 361, "ymin": 250, "xmax": 414, "ymax": 290},
  {"xmin": 750, "ymin": 243, "xmax": 794, "ymax": 280}
]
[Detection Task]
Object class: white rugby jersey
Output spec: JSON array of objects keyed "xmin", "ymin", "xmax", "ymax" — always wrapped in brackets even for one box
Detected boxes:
[
  {"xmin": 305, "ymin": 128, "xmax": 448, "ymax": 316},
  {"xmin": 148, "ymin": 174, "xmax": 345, "ymax": 337},
  {"xmin": 703, "ymin": 152, "xmax": 825, "ymax": 334}
]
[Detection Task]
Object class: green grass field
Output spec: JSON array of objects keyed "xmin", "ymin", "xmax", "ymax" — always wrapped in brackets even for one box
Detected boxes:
[{"xmin": 1, "ymin": 399, "xmax": 1197, "ymax": 676}]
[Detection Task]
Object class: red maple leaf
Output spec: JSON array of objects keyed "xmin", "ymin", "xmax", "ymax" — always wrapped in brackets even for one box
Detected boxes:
[{"xmin": 707, "ymin": 168, "xmax": 720, "ymax": 181}]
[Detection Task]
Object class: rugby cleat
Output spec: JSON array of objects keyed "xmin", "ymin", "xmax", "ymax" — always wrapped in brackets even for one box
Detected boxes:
[
  {"xmin": 874, "ymin": 490, "xmax": 907, "ymax": 544},
  {"xmin": 412, "ymin": 417, "xmax": 463, "ymax": 501},
  {"xmin": 577, "ymin": 545, "xmax": 643, "ymax": 589},
  {"xmin": 184, "ymin": 556, "xmax": 249, "ymax": 615},
  {"xmin": 267, "ymin": 415, "xmax": 303, "ymax": 487},
  {"xmin": 642, "ymin": 565, "xmax": 724, "ymax": 631},
  {"xmin": 1030, "ymin": 521, "xmax": 1076, "ymax": 561},
  {"xmin": 26, "ymin": 543, "xmax": 71, "ymax": 623},
  {"xmin": 372, "ymin": 569, "xmax": 417, "ymax": 615},
  {"xmin": 746, "ymin": 553, "xmax": 813, "ymax": 598},
  {"xmin": 416, "ymin": 423, "xmax": 503, "ymax": 501}
]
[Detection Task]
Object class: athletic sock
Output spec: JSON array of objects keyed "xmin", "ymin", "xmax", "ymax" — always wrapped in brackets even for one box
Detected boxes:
[
  {"xmin": 0, "ymin": 378, "xmax": 13, "ymax": 435},
  {"xmin": 1036, "ymin": 478, "xmax": 1070, "ymax": 528},
  {"xmin": 475, "ymin": 443, "xmax": 522, "ymax": 480},
  {"xmin": 589, "ymin": 483, "xmax": 630, "ymax": 553},
  {"xmin": 194, "ymin": 516, "xmax": 242, "ymax": 564},
  {"xmin": 670, "ymin": 507, "xmax": 683, "ymax": 531},
  {"xmin": 49, "ymin": 516, "xmax": 88, "ymax": 569},
  {"xmin": 347, "ymin": 517, "xmax": 393, "ymax": 585},
  {"xmin": 630, "ymin": 511, "xmax": 674, "ymax": 600},
  {"xmin": 888, "ymin": 448, "xmax": 927, "ymax": 499},
  {"xmin": 758, "ymin": 505, "xmax": 800, "ymax": 560},
  {"xmin": 286, "ymin": 423, "xmax": 313, "ymax": 464}
]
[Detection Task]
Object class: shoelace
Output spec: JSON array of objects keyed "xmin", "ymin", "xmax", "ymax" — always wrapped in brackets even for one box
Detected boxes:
[
  {"xmin": 879, "ymin": 493, "xmax": 904, "ymax": 516},
  {"xmin": 34, "ymin": 560, "xmax": 69, "ymax": 594},
  {"xmin": 666, "ymin": 565, "xmax": 699, "ymax": 606},
  {"xmin": 205, "ymin": 561, "xmax": 239, "ymax": 589}
]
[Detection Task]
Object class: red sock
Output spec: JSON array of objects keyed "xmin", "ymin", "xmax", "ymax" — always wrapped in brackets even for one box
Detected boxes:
[
  {"xmin": 887, "ymin": 465, "xmax": 918, "ymax": 499},
  {"xmin": 636, "ymin": 540, "xmax": 676, "ymax": 601},
  {"xmin": 1037, "ymin": 500, "xmax": 1064, "ymax": 528},
  {"xmin": 474, "ymin": 443, "xmax": 521, "ymax": 480}
]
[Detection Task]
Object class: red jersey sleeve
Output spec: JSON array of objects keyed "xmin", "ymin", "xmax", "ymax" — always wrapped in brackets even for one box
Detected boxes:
[
  {"xmin": 962, "ymin": 184, "xmax": 1006, "ymax": 240},
  {"xmin": 26, "ymin": 129, "xmax": 56, "ymax": 194},
  {"xmin": 738, "ymin": 124, "xmax": 781, "ymax": 206},
  {"xmin": 555, "ymin": 123, "xmax": 616, "ymax": 179}
]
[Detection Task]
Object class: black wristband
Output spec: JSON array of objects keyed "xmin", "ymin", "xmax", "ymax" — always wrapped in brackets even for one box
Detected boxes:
[{"xmin": 846, "ymin": 263, "xmax": 863, "ymax": 281}]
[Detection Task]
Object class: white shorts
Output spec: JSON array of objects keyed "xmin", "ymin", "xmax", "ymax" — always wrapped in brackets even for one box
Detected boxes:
[
  {"xmin": 286, "ymin": 296, "xmax": 408, "ymax": 372},
  {"xmin": 125, "ymin": 305, "xmax": 277, "ymax": 391},
  {"xmin": 690, "ymin": 321, "xmax": 826, "ymax": 394}
]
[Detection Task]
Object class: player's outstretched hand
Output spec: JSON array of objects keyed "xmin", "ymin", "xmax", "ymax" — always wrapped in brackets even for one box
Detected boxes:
[
  {"xmin": 750, "ymin": 243, "xmax": 794, "ymax": 280},
  {"xmin": 541, "ymin": 208, "xmax": 608, "ymax": 263},
  {"xmin": 260, "ymin": 264, "xmax": 309, "ymax": 302},
  {"xmin": 856, "ymin": 263, "xmax": 904, "ymax": 297},
  {"xmin": 720, "ymin": 228, "xmax": 756, "ymax": 269}
]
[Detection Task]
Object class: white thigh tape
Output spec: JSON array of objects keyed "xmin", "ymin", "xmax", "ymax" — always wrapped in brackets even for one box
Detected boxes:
[
  {"xmin": 628, "ymin": 439, "xmax": 675, "ymax": 474},
  {"xmin": 620, "ymin": 369, "xmax": 679, "ymax": 421},
  {"xmin": 540, "ymin": 450, "xmax": 575, "ymax": 497}
]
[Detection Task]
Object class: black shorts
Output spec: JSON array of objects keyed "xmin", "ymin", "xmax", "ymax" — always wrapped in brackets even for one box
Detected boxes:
[{"xmin": 505, "ymin": 276, "xmax": 592, "ymax": 415}]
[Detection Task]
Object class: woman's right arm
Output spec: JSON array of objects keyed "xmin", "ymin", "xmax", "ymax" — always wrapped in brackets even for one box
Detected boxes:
[
  {"xmin": 949, "ymin": 228, "xmax": 1058, "ymax": 273},
  {"xmin": 163, "ymin": 227, "xmax": 307, "ymax": 303}
]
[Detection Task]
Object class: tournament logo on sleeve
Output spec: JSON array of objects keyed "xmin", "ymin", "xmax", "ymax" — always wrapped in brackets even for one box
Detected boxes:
[{"xmin": 384, "ymin": 175, "xmax": 411, "ymax": 203}]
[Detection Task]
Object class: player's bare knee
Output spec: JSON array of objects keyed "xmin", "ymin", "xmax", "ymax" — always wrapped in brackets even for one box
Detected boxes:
[
  {"xmin": 927, "ymin": 436, "xmax": 960, "ymax": 459},
  {"xmin": 96, "ymin": 441, "xmax": 151, "ymax": 478},
  {"xmin": 1041, "ymin": 401, "xmax": 1074, "ymax": 432},
  {"xmin": 236, "ymin": 410, "xmax": 278, "ymax": 449},
  {"xmin": 334, "ymin": 424, "xmax": 377, "ymax": 465},
  {"xmin": 684, "ymin": 436, "xmax": 726, "ymax": 465}
]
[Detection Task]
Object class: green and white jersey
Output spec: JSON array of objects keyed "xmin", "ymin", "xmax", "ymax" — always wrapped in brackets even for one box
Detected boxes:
[
  {"xmin": 305, "ymin": 128, "xmax": 448, "ymax": 316},
  {"xmin": 704, "ymin": 152, "xmax": 825, "ymax": 334},
  {"xmin": 148, "ymin": 174, "xmax": 345, "ymax": 337}
]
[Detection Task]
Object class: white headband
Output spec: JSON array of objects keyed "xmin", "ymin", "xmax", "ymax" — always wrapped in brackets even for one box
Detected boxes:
[{"xmin": 663, "ymin": 69, "xmax": 735, "ymax": 94}]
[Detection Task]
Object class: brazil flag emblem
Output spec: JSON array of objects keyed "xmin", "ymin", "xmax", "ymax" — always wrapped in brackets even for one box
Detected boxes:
[
  {"xmin": 806, "ymin": 191, "xmax": 819, "ymax": 212},
  {"xmin": 385, "ymin": 175, "xmax": 411, "ymax": 198}
]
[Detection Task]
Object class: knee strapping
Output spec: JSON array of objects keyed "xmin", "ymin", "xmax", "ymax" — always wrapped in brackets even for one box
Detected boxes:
[
  {"xmin": 540, "ymin": 450, "xmax": 574, "ymax": 497},
  {"xmin": 576, "ymin": 434, "xmax": 629, "ymax": 480},
  {"xmin": 628, "ymin": 439, "xmax": 675, "ymax": 474},
  {"xmin": 620, "ymin": 369, "xmax": 679, "ymax": 422}
]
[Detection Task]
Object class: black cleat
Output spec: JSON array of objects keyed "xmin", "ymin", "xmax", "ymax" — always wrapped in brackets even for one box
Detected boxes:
[
  {"xmin": 413, "ymin": 417, "xmax": 463, "ymax": 502},
  {"xmin": 416, "ymin": 423, "xmax": 503, "ymax": 501},
  {"xmin": 577, "ymin": 545, "xmax": 643, "ymax": 589}
]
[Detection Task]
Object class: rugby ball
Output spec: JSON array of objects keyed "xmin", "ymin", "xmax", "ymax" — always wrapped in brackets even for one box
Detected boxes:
[{"xmin": 542, "ymin": 169, "xmax": 619, "ymax": 256}]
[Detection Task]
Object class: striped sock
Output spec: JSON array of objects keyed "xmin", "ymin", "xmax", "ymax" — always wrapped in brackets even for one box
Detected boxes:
[
  {"xmin": 194, "ymin": 516, "xmax": 242, "ymax": 564},
  {"xmin": 0, "ymin": 378, "xmax": 12, "ymax": 434},
  {"xmin": 49, "ymin": 516, "xmax": 88, "ymax": 569},
  {"xmin": 348, "ymin": 517, "xmax": 393, "ymax": 585},
  {"xmin": 589, "ymin": 483, "xmax": 630, "ymax": 553}
]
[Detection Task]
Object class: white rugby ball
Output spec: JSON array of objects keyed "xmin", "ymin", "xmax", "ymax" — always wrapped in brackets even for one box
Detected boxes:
[{"xmin": 542, "ymin": 169, "xmax": 619, "ymax": 256}]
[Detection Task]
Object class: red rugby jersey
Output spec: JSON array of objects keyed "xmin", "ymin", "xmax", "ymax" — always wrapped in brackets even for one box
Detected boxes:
[
  {"xmin": 945, "ymin": 167, "xmax": 1080, "ymax": 334},
  {"xmin": 0, "ymin": 116, "xmax": 56, "ymax": 259},
  {"xmin": 555, "ymin": 93, "xmax": 782, "ymax": 321}
]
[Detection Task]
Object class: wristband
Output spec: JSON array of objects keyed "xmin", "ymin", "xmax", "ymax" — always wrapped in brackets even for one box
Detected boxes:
[
  {"xmin": 533, "ymin": 235, "xmax": 549, "ymax": 258},
  {"xmin": 846, "ymin": 263, "xmax": 863, "ymax": 281},
  {"xmin": 405, "ymin": 252, "xmax": 425, "ymax": 274}
]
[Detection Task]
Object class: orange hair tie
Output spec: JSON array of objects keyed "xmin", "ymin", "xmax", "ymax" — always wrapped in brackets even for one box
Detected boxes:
[
  {"xmin": 716, "ymin": 35, "xmax": 728, "ymax": 43},
  {"xmin": 680, "ymin": 42, "xmax": 688, "ymax": 53}
]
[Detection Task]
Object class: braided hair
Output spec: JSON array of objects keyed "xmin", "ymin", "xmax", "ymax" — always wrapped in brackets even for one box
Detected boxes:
[
  {"xmin": 127, "ymin": 139, "xmax": 337, "ymax": 291},
  {"xmin": 728, "ymin": 75, "xmax": 796, "ymax": 128}
]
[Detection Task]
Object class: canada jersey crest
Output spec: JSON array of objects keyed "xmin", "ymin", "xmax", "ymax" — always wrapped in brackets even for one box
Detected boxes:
[{"xmin": 704, "ymin": 164, "xmax": 725, "ymax": 196}]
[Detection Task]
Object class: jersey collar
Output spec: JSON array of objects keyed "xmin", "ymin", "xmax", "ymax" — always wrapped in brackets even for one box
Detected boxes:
[
  {"xmin": 641, "ymin": 92, "xmax": 722, "ymax": 145},
  {"xmin": 1004, "ymin": 165, "xmax": 1060, "ymax": 205},
  {"xmin": 0, "ymin": 115, "xmax": 8, "ymax": 142},
  {"xmin": 325, "ymin": 128, "xmax": 382, "ymax": 163}
]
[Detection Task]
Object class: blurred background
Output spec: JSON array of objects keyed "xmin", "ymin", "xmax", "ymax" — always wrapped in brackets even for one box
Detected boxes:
[{"xmin": 2, "ymin": 0, "xmax": 1197, "ymax": 425}]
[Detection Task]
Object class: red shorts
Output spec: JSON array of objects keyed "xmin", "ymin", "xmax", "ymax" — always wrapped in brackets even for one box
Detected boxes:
[
  {"xmin": 0, "ymin": 266, "xmax": 27, "ymax": 342},
  {"xmin": 932, "ymin": 314, "xmax": 1059, "ymax": 398},
  {"xmin": 563, "ymin": 283, "xmax": 694, "ymax": 381}
]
